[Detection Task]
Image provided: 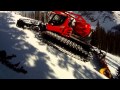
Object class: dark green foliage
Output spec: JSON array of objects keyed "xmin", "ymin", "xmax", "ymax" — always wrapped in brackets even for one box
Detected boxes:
[
  {"xmin": 20, "ymin": 11, "xmax": 48, "ymax": 23},
  {"xmin": 91, "ymin": 21, "xmax": 120, "ymax": 56}
]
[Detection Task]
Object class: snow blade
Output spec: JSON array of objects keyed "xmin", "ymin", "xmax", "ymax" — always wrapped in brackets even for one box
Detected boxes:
[
  {"xmin": 92, "ymin": 50, "xmax": 113, "ymax": 79},
  {"xmin": 99, "ymin": 67, "xmax": 112, "ymax": 79}
]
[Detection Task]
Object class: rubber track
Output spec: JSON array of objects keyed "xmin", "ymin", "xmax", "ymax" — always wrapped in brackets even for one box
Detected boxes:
[{"xmin": 41, "ymin": 31, "xmax": 93, "ymax": 62}]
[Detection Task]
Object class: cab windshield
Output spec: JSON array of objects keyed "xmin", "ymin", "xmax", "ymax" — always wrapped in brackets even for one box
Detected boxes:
[{"xmin": 49, "ymin": 14, "xmax": 67, "ymax": 26}]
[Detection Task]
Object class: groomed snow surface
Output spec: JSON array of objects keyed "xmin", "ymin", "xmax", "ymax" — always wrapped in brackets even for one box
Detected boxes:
[{"xmin": 0, "ymin": 11, "xmax": 120, "ymax": 79}]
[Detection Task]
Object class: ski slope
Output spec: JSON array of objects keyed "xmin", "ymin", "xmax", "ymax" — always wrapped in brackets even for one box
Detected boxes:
[{"xmin": 0, "ymin": 11, "xmax": 120, "ymax": 79}]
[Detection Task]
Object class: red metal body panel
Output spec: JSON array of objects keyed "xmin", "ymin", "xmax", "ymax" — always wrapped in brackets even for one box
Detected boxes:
[{"xmin": 46, "ymin": 11, "xmax": 91, "ymax": 38}]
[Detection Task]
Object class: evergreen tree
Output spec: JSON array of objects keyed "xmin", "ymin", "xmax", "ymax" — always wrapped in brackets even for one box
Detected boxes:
[{"xmin": 35, "ymin": 11, "xmax": 39, "ymax": 20}]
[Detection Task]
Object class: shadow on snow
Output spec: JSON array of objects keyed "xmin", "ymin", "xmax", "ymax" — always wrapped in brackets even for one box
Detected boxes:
[
  {"xmin": 46, "ymin": 45, "xmax": 104, "ymax": 79},
  {"xmin": 0, "ymin": 12, "xmax": 57, "ymax": 79}
]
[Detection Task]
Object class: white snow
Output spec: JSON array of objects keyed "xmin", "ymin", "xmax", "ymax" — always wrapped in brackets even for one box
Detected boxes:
[{"xmin": 0, "ymin": 11, "xmax": 120, "ymax": 79}]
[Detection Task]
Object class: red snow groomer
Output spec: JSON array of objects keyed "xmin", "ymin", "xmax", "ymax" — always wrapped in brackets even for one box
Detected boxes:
[{"xmin": 37, "ymin": 11, "xmax": 112, "ymax": 78}]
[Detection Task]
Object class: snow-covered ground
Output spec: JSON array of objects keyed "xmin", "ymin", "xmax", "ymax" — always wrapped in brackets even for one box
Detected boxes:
[{"xmin": 0, "ymin": 11, "xmax": 120, "ymax": 79}]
